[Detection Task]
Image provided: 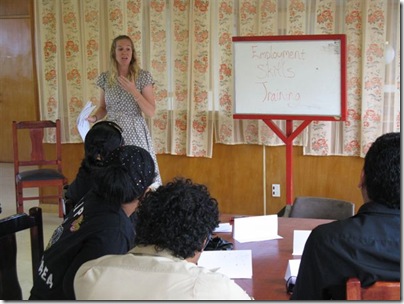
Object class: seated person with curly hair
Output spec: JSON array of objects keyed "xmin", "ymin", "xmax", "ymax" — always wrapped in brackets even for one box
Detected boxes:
[{"xmin": 74, "ymin": 178, "xmax": 252, "ymax": 300}]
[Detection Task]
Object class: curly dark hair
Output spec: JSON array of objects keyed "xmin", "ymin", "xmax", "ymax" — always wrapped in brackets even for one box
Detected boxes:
[
  {"xmin": 364, "ymin": 132, "xmax": 400, "ymax": 209},
  {"xmin": 135, "ymin": 178, "xmax": 220, "ymax": 259}
]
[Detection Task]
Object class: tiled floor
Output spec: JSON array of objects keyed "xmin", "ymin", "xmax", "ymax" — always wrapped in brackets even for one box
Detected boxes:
[{"xmin": 0, "ymin": 162, "xmax": 62, "ymax": 300}]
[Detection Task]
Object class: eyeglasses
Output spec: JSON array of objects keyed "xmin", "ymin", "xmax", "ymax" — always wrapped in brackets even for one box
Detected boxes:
[
  {"xmin": 203, "ymin": 233, "xmax": 212, "ymax": 250},
  {"xmin": 286, "ymin": 276, "xmax": 296, "ymax": 295}
]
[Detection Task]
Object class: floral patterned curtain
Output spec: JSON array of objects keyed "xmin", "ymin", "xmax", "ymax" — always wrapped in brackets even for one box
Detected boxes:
[
  {"xmin": 35, "ymin": 0, "xmax": 400, "ymax": 157},
  {"xmin": 304, "ymin": 0, "xmax": 401, "ymax": 156}
]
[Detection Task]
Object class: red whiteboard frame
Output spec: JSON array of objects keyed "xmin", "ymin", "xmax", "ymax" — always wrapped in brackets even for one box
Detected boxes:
[{"xmin": 232, "ymin": 34, "xmax": 347, "ymax": 122}]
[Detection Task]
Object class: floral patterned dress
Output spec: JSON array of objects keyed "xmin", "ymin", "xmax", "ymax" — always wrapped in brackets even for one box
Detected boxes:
[{"xmin": 96, "ymin": 70, "xmax": 162, "ymax": 186}]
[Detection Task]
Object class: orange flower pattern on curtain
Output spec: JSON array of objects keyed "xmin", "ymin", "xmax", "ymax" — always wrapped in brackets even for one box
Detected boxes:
[{"xmin": 35, "ymin": 0, "xmax": 400, "ymax": 157}]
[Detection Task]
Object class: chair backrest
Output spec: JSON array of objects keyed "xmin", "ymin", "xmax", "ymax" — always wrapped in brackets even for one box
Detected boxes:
[
  {"xmin": 346, "ymin": 277, "xmax": 401, "ymax": 300},
  {"xmin": 288, "ymin": 196, "xmax": 355, "ymax": 220},
  {"xmin": 12, "ymin": 119, "xmax": 63, "ymax": 174},
  {"xmin": 0, "ymin": 207, "xmax": 44, "ymax": 300}
]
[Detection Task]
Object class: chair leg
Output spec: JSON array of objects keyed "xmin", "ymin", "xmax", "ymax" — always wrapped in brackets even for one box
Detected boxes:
[
  {"xmin": 16, "ymin": 185, "xmax": 24, "ymax": 214},
  {"xmin": 58, "ymin": 186, "xmax": 64, "ymax": 218},
  {"xmin": 0, "ymin": 234, "xmax": 23, "ymax": 300},
  {"xmin": 58, "ymin": 199, "xmax": 64, "ymax": 218}
]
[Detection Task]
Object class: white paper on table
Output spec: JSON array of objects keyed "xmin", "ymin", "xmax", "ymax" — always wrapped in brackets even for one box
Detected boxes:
[
  {"xmin": 233, "ymin": 214, "xmax": 283, "ymax": 243},
  {"xmin": 292, "ymin": 230, "xmax": 312, "ymax": 255},
  {"xmin": 213, "ymin": 223, "xmax": 232, "ymax": 233},
  {"xmin": 198, "ymin": 250, "xmax": 252, "ymax": 279},
  {"xmin": 284, "ymin": 259, "xmax": 301, "ymax": 280},
  {"xmin": 76, "ymin": 101, "xmax": 96, "ymax": 141}
]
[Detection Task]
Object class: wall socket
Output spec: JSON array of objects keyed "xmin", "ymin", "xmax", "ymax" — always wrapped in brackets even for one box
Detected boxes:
[{"xmin": 272, "ymin": 184, "xmax": 280, "ymax": 197}]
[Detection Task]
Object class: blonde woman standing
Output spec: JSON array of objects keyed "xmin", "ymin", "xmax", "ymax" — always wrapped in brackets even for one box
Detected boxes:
[{"xmin": 88, "ymin": 35, "xmax": 162, "ymax": 188}]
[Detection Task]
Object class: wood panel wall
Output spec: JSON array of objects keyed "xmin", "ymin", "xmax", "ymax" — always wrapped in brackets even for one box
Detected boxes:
[
  {"xmin": 1, "ymin": 0, "xmax": 365, "ymax": 215},
  {"xmin": 62, "ymin": 142, "xmax": 364, "ymax": 216},
  {"xmin": 0, "ymin": 0, "xmax": 38, "ymax": 161}
]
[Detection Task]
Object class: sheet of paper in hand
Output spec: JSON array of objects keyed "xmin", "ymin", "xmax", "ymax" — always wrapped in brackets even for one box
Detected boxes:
[{"xmin": 76, "ymin": 101, "xmax": 96, "ymax": 141}]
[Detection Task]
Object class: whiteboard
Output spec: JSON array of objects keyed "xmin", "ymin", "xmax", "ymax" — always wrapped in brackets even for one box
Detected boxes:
[{"xmin": 233, "ymin": 35, "xmax": 346, "ymax": 120}]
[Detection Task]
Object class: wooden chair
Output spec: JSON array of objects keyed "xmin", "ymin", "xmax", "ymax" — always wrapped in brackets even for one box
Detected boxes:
[
  {"xmin": 0, "ymin": 207, "xmax": 44, "ymax": 300},
  {"xmin": 288, "ymin": 196, "xmax": 355, "ymax": 220},
  {"xmin": 12, "ymin": 120, "xmax": 68, "ymax": 218},
  {"xmin": 346, "ymin": 277, "xmax": 401, "ymax": 300}
]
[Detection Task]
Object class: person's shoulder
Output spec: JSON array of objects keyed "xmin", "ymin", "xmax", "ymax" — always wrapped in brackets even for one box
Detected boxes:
[
  {"xmin": 76, "ymin": 194, "xmax": 119, "ymax": 220},
  {"xmin": 309, "ymin": 214, "xmax": 375, "ymax": 246},
  {"xmin": 80, "ymin": 251, "xmax": 126, "ymax": 269},
  {"xmin": 96, "ymin": 71, "xmax": 109, "ymax": 84},
  {"xmin": 360, "ymin": 201, "xmax": 400, "ymax": 216},
  {"xmin": 137, "ymin": 69, "xmax": 154, "ymax": 87},
  {"xmin": 312, "ymin": 202, "xmax": 400, "ymax": 237},
  {"xmin": 310, "ymin": 219, "xmax": 348, "ymax": 238},
  {"xmin": 138, "ymin": 69, "xmax": 152, "ymax": 77},
  {"xmin": 95, "ymin": 71, "xmax": 108, "ymax": 78}
]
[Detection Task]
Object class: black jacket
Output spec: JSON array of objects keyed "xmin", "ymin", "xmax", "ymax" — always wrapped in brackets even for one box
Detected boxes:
[
  {"xmin": 65, "ymin": 166, "xmax": 93, "ymax": 206},
  {"xmin": 291, "ymin": 202, "xmax": 400, "ymax": 300},
  {"xmin": 29, "ymin": 191, "xmax": 136, "ymax": 300}
]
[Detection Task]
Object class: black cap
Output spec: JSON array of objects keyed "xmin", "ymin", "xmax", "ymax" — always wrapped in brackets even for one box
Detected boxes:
[{"xmin": 103, "ymin": 145, "xmax": 156, "ymax": 198}]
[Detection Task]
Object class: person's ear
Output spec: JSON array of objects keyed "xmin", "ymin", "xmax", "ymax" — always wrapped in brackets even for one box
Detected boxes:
[{"xmin": 138, "ymin": 187, "xmax": 152, "ymax": 201}]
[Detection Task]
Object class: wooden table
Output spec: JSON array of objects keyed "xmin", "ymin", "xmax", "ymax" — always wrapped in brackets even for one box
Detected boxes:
[{"xmin": 216, "ymin": 215, "xmax": 333, "ymax": 300}]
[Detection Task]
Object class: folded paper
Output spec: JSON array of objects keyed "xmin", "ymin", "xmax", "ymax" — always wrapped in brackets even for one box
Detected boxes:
[
  {"xmin": 292, "ymin": 230, "xmax": 312, "ymax": 255},
  {"xmin": 284, "ymin": 259, "xmax": 301, "ymax": 281},
  {"xmin": 233, "ymin": 214, "xmax": 283, "ymax": 243},
  {"xmin": 213, "ymin": 223, "xmax": 232, "ymax": 233}
]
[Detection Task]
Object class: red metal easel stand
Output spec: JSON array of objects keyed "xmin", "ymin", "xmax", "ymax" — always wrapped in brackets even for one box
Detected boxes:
[{"xmin": 262, "ymin": 119, "xmax": 312, "ymax": 205}]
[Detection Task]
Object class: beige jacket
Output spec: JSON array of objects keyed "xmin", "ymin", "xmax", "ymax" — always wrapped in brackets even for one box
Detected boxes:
[{"xmin": 74, "ymin": 245, "xmax": 252, "ymax": 300}]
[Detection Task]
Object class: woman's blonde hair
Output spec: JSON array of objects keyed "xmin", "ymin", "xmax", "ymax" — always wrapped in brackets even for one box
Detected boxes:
[{"xmin": 107, "ymin": 35, "xmax": 140, "ymax": 87}]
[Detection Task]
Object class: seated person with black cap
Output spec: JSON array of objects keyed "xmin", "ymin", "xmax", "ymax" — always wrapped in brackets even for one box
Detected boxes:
[{"xmin": 29, "ymin": 145, "xmax": 156, "ymax": 300}]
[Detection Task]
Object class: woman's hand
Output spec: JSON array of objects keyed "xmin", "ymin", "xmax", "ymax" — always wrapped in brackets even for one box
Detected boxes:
[
  {"xmin": 117, "ymin": 75, "xmax": 156, "ymax": 117},
  {"xmin": 86, "ymin": 115, "xmax": 97, "ymax": 123},
  {"xmin": 118, "ymin": 75, "xmax": 141, "ymax": 99}
]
